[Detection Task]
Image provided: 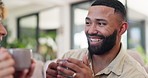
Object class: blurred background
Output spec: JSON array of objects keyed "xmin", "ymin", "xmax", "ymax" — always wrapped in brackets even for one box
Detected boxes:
[{"xmin": 2, "ymin": 0, "xmax": 148, "ymax": 63}]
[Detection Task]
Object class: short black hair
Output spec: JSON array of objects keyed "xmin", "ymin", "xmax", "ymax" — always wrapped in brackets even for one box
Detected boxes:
[{"xmin": 91, "ymin": 0, "xmax": 126, "ymax": 21}]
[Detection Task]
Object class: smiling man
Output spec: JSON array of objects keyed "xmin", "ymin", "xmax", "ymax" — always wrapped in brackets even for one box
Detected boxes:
[{"xmin": 46, "ymin": 0, "xmax": 148, "ymax": 78}]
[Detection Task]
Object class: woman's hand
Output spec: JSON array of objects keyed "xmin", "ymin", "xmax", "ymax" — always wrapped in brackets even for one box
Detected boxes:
[
  {"xmin": 0, "ymin": 48, "xmax": 15, "ymax": 78},
  {"xmin": 14, "ymin": 59, "xmax": 36, "ymax": 78}
]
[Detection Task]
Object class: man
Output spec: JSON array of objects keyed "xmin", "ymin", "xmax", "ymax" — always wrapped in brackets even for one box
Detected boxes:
[
  {"xmin": 0, "ymin": 0, "xmax": 35, "ymax": 78},
  {"xmin": 46, "ymin": 0, "xmax": 148, "ymax": 78}
]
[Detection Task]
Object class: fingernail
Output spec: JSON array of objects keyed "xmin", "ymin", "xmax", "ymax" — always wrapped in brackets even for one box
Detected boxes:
[
  {"xmin": 67, "ymin": 58, "xmax": 70, "ymax": 61},
  {"xmin": 57, "ymin": 66, "xmax": 61, "ymax": 70}
]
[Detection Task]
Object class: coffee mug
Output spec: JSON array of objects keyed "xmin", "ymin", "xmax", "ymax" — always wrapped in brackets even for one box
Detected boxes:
[{"xmin": 7, "ymin": 48, "xmax": 32, "ymax": 71}]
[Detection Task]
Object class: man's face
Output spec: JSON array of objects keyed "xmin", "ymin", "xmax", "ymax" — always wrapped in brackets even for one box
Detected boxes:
[
  {"xmin": 0, "ymin": 9, "xmax": 7, "ymax": 42},
  {"xmin": 85, "ymin": 6, "xmax": 122, "ymax": 55},
  {"xmin": 86, "ymin": 30, "xmax": 117, "ymax": 55}
]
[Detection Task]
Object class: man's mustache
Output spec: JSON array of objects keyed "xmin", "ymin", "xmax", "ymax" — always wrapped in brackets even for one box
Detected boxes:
[{"xmin": 86, "ymin": 34, "xmax": 106, "ymax": 39}]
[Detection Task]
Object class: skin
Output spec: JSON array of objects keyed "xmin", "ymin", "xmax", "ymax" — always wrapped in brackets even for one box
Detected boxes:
[
  {"xmin": 0, "ymin": 8, "xmax": 14, "ymax": 78},
  {"xmin": 85, "ymin": 6, "xmax": 128, "ymax": 74},
  {"xmin": 0, "ymin": 48, "xmax": 15, "ymax": 78},
  {"xmin": 0, "ymin": 8, "xmax": 7, "ymax": 41},
  {"xmin": 46, "ymin": 6, "xmax": 128, "ymax": 78},
  {"xmin": 13, "ymin": 59, "xmax": 36, "ymax": 78},
  {"xmin": 0, "ymin": 6, "xmax": 36, "ymax": 78},
  {"xmin": 46, "ymin": 55, "xmax": 92, "ymax": 78}
]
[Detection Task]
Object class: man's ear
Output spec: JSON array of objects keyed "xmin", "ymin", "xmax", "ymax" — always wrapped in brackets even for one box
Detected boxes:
[{"xmin": 119, "ymin": 22, "xmax": 128, "ymax": 35}]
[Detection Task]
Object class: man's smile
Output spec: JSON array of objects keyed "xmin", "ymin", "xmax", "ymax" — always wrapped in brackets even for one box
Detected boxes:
[{"xmin": 88, "ymin": 36, "xmax": 105, "ymax": 46}]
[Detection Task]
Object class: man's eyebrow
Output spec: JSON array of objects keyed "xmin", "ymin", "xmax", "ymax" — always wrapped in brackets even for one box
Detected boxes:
[
  {"xmin": 85, "ymin": 17, "xmax": 90, "ymax": 20},
  {"xmin": 85, "ymin": 17, "xmax": 107, "ymax": 22},
  {"xmin": 96, "ymin": 19, "xmax": 107, "ymax": 22}
]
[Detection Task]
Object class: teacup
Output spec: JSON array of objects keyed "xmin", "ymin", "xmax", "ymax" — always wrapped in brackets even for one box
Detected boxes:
[{"xmin": 7, "ymin": 48, "xmax": 32, "ymax": 71}]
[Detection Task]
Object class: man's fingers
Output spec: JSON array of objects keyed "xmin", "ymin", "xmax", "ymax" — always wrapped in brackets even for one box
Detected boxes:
[
  {"xmin": 82, "ymin": 54, "xmax": 89, "ymax": 66},
  {"xmin": 46, "ymin": 74, "xmax": 58, "ymax": 78},
  {"xmin": 57, "ymin": 74, "xmax": 67, "ymax": 78},
  {"xmin": 58, "ymin": 61, "xmax": 81, "ymax": 72},
  {"xmin": 48, "ymin": 62, "xmax": 58, "ymax": 69},
  {"xmin": 46, "ymin": 68, "xmax": 58, "ymax": 77},
  {"xmin": 46, "ymin": 62, "xmax": 58, "ymax": 77},
  {"xmin": 57, "ymin": 65, "xmax": 74, "ymax": 77},
  {"xmin": 67, "ymin": 58, "xmax": 85, "ymax": 68}
]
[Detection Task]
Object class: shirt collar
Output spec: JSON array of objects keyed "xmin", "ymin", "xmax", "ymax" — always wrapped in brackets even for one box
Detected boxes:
[{"xmin": 108, "ymin": 45, "xmax": 126, "ymax": 75}]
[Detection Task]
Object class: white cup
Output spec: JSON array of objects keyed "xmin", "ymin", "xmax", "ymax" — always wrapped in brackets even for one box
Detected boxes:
[{"xmin": 7, "ymin": 48, "xmax": 32, "ymax": 71}]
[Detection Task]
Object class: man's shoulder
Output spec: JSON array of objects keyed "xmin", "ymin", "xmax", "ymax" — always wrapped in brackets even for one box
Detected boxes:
[
  {"xmin": 62, "ymin": 48, "xmax": 88, "ymax": 60},
  {"xmin": 124, "ymin": 53, "xmax": 144, "ymax": 69},
  {"xmin": 122, "ymin": 54, "xmax": 148, "ymax": 77}
]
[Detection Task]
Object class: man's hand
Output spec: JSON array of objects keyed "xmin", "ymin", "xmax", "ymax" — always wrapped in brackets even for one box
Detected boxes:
[
  {"xmin": 57, "ymin": 55, "xmax": 93, "ymax": 78},
  {"xmin": 46, "ymin": 62, "xmax": 58, "ymax": 78},
  {"xmin": 0, "ymin": 48, "xmax": 15, "ymax": 78},
  {"xmin": 14, "ymin": 59, "xmax": 36, "ymax": 78}
]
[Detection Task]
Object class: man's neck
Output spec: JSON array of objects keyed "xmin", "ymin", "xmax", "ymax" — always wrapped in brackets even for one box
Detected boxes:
[{"xmin": 91, "ymin": 43, "xmax": 121, "ymax": 75}]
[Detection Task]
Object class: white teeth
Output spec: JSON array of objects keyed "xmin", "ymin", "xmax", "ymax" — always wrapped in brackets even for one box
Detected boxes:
[{"xmin": 91, "ymin": 39, "xmax": 100, "ymax": 42}]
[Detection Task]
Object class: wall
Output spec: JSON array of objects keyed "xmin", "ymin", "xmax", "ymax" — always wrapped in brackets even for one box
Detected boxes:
[
  {"xmin": 6, "ymin": 3, "xmax": 72, "ymax": 59},
  {"xmin": 5, "ymin": 0, "xmax": 148, "ymax": 59}
]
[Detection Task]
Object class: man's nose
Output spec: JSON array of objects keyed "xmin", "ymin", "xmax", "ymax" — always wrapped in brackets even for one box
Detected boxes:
[
  {"xmin": 0, "ymin": 23, "xmax": 7, "ymax": 36},
  {"xmin": 88, "ymin": 25, "xmax": 98, "ymax": 34}
]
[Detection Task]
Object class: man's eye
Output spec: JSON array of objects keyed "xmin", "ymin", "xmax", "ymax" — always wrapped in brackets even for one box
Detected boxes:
[
  {"xmin": 98, "ymin": 23, "xmax": 106, "ymax": 26},
  {"xmin": 86, "ymin": 22, "xmax": 90, "ymax": 25},
  {"xmin": 85, "ymin": 22, "xmax": 90, "ymax": 24}
]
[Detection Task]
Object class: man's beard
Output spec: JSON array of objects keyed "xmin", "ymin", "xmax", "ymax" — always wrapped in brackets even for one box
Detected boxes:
[{"xmin": 86, "ymin": 30, "xmax": 117, "ymax": 55}]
